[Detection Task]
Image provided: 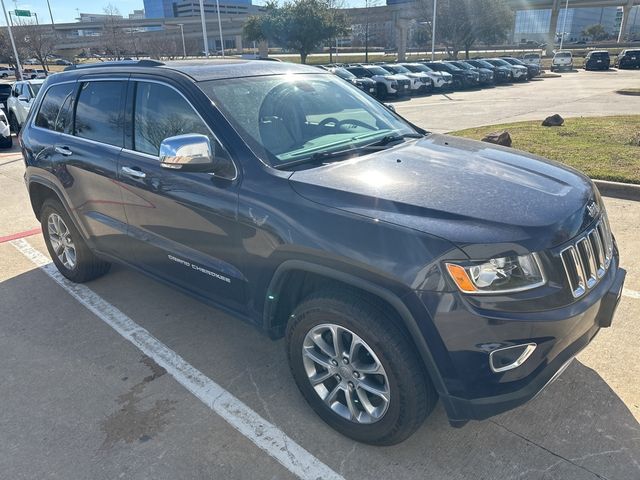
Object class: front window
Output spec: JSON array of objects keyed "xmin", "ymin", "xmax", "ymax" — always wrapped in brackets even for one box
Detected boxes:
[
  {"xmin": 198, "ymin": 73, "xmax": 419, "ymax": 168},
  {"xmin": 332, "ymin": 68, "xmax": 356, "ymax": 81},
  {"xmin": 383, "ymin": 65, "xmax": 410, "ymax": 74}
]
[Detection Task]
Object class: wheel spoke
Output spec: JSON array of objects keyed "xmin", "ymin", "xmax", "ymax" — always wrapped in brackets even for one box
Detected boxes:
[
  {"xmin": 345, "ymin": 388, "xmax": 360, "ymax": 421},
  {"xmin": 324, "ymin": 383, "xmax": 342, "ymax": 406},
  {"xmin": 309, "ymin": 369, "xmax": 333, "ymax": 386},
  {"xmin": 310, "ymin": 332, "xmax": 336, "ymax": 358},
  {"xmin": 330, "ymin": 325, "xmax": 345, "ymax": 358},
  {"xmin": 303, "ymin": 346, "xmax": 332, "ymax": 369},
  {"xmin": 358, "ymin": 378, "xmax": 389, "ymax": 403},
  {"xmin": 355, "ymin": 361, "xmax": 382, "ymax": 375},
  {"xmin": 355, "ymin": 385, "xmax": 377, "ymax": 416}
]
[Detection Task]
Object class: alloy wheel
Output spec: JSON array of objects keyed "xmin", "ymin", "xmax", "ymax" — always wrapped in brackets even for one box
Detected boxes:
[
  {"xmin": 302, "ymin": 323, "xmax": 390, "ymax": 424},
  {"xmin": 47, "ymin": 213, "xmax": 77, "ymax": 270}
]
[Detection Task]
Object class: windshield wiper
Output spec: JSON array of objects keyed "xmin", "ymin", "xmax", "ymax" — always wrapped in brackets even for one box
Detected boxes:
[{"xmin": 273, "ymin": 132, "xmax": 424, "ymax": 170}]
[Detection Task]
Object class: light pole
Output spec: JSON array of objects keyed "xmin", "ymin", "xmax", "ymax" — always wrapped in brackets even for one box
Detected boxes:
[
  {"xmin": 177, "ymin": 23, "xmax": 186, "ymax": 58},
  {"xmin": 199, "ymin": 0, "xmax": 209, "ymax": 57},
  {"xmin": 559, "ymin": 0, "xmax": 569, "ymax": 51},
  {"xmin": 46, "ymin": 0, "xmax": 55, "ymax": 30},
  {"xmin": 215, "ymin": 0, "xmax": 224, "ymax": 57},
  {"xmin": 431, "ymin": 0, "xmax": 437, "ymax": 61},
  {"xmin": 1, "ymin": 0, "xmax": 22, "ymax": 79}
]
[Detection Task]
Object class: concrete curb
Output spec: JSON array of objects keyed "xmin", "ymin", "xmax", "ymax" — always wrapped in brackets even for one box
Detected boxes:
[{"xmin": 593, "ymin": 179, "xmax": 640, "ymax": 201}]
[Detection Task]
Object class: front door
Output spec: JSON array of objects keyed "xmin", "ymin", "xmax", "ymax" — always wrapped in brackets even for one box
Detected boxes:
[{"xmin": 118, "ymin": 80, "xmax": 246, "ymax": 311}]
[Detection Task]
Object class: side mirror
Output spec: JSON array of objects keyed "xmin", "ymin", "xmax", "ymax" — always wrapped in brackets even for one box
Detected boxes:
[
  {"xmin": 18, "ymin": 95, "xmax": 29, "ymax": 102},
  {"xmin": 159, "ymin": 134, "xmax": 215, "ymax": 172},
  {"xmin": 385, "ymin": 104, "xmax": 396, "ymax": 112}
]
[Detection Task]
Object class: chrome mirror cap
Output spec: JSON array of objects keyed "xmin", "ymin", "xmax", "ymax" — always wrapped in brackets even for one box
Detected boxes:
[{"xmin": 159, "ymin": 134, "xmax": 214, "ymax": 171}]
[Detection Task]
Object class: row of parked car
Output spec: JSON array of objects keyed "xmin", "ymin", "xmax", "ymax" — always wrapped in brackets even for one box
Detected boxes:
[
  {"xmin": 320, "ymin": 57, "xmax": 541, "ymax": 99},
  {"xmin": 550, "ymin": 48, "xmax": 640, "ymax": 71}
]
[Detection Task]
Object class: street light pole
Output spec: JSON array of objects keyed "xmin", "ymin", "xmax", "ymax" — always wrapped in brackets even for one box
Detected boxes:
[
  {"xmin": 199, "ymin": 0, "xmax": 209, "ymax": 57},
  {"xmin": 559, "ymin": 0, "xmax": 569, "ymax": 51},
  {"xmin": 1, "ymin": 0, "xmax": 22, "ymax": 79},
  {"xmin": 46, "ymin": 0, "xmax": 55, "ymax": 30},
  {"xmin": 177, "ymin": 23, "xmax": 186, "ymax": 58},
  {"xmin": 215, "ymin": 0, "xmax": 224, "ymax": 57},
  {"xmin": 431, "ymin": 0, "xmax": 437, "ymax": 61}
]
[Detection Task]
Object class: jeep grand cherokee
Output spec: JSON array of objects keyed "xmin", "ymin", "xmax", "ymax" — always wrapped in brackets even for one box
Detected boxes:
[{"xmin": 19, "ymin": 59, "xmax": 626, "ymax": 445}]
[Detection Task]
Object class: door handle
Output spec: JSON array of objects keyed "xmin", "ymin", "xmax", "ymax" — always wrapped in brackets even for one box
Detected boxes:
[
  {"xmin": 54, "ymin": 145, "xmax": 73, "ymax": 156},
  {"xmin": 121, "ymin": 166, "xmax": 146, "ymax": 179}
]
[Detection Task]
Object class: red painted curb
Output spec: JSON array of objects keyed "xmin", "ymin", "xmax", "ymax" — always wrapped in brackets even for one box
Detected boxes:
[{"xmin": 0, "ymin": 227, "xmax": 42, "ymax": 244}]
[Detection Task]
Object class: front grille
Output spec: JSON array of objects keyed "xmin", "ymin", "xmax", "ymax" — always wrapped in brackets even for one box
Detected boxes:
[{"xmin": 560, "ymin": 215, "xmax": 613, "ymax": 298}]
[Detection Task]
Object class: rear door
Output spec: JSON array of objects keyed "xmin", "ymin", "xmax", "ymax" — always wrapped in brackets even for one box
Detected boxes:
[
  {"xmin": 118, "ymin": 79, "xmax": 246, "ymax": 311},
  {"xmin": 57, "ymin": 77, "xmax": 131, "ymax": 256}
]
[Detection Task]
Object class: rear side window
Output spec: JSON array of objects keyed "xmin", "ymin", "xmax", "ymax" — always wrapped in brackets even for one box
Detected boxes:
[
  {"xmin": 132, "ymin": 82, "xmax": 212, "ymax": 156},
  {"xmin": 74, "ymin": 81, "xmax": 126, "ymax": 147},
  {"xmin": 35, "ymin": 83, "xmax": 75, "ymax": 132}
]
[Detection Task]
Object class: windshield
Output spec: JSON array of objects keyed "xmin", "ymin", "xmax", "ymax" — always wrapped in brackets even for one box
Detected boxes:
[
  {"xmin": 488, "ymin": 59, "xmax": 510, "ymax": 67},
  {"xmin": 440, "ymin": 63, "xmax": 460, "ymax": 71},
  {"xmin": 383, "ymin": 64, "xmax": 410, "ymax": 74},
  {"xmin": 366, "ymin": 66, "xmax": 392, "ymax": 76},
  {"xmin": 29, "ymin": 83, "xmax": 42, "ymax": 96},
  {"xmin": 199, "ymin": 74, "xmax": 418, "ymax": 168},
  {"xmin": 332, "ymin": 68, "xmax": 356, "ymax": 80},
  {"xmin": 474, "ymin": 60, "xmax": 494, "ymax": 69},
  {"xmin": 408, "ymin": 63, "xmax": 433, "ymax": 73}
]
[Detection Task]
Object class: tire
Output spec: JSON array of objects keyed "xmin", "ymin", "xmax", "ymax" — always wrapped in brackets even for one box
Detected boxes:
[
  {"xmin": 8, "ymin": 112, "xmax": 19, "ymax": 134},
  {"xmin": 286, "ymin": 290, "xmax": 437, "ymax": 445},
  {"xmin": 0, "ymin": 135, "xmax": 12, "ymax": 149},
  {"xmin": 40, "ymin": 198, "xmax": 111, "ymax": 283}
]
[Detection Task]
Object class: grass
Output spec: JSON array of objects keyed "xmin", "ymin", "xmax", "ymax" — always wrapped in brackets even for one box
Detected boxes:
[{"xmin": 451, "ymin": 116, "xmax": 640, "ymax": 184}]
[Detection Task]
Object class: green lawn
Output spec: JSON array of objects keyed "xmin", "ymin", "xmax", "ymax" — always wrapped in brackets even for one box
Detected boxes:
[{"xmin": 451, "ymin": 116, "xmax": 640, "ymax": 184}]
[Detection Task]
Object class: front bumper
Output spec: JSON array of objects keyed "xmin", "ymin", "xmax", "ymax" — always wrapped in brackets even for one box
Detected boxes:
[{"xmin": 413, "ymin": 257, "xmax": 625, "ymax": 425}]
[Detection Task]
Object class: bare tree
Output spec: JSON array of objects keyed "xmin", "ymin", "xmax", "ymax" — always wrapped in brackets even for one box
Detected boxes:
[
  {"xmin": 101, "ymin": 4, "xmax": 127, "ymax": 60},
  {"xmin": 13, "ymin": 20, "xmax": 58, "ymax": 73}
]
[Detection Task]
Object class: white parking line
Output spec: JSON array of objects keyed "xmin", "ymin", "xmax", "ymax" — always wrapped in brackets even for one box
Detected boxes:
[
  {"xmin": 623, "ymin": 288, "xmax": 640, "ymax": 300},
  {"xmin": 11, "ymin": 238, "xmax": 344, "ymax": 480}
]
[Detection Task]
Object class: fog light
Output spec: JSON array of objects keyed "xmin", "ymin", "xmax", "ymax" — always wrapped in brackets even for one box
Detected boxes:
[{"xmin": 489, "ymin": 343, "xmax": 537, "ymax": 373}]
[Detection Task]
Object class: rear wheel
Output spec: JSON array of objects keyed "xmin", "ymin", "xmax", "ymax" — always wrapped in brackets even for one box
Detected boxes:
[
  {"xmin": 286, "ymin": 290, "xmax": 437, "ymax": 445},
  {"xmin": 8, "ymin": 112, "xmax": 19, "ymax": 134},
  {"xmin": 40, "ymin": 198, "xmax": 111, "ymax": 283},
  {"xmin": 0, "ymin": 135, "xmax": 12, "ymax": 149}
]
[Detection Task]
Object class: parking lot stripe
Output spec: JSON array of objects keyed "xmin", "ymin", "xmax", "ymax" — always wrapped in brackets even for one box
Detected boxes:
[
  {"xmin": 0, "ymin": 227, "xmax": 41, "ymax": 244},
  {"xmin": 11, "ymin": 238, "xmax": 345, "ymax": 480},
  {"xmin": 623, "ymin": 288, "xmax": 640, "ymax": 300}
]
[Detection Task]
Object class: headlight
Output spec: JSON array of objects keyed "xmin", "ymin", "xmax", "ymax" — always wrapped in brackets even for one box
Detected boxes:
[{"xmin": 446, "ymin": 253, "xmax": 545, "ymax": 294}]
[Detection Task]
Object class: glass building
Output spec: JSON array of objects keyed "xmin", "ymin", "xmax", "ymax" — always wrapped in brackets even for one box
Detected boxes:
[{"xmin": 513, "ymin": 6, "xmax": 632, "ymax": 43}]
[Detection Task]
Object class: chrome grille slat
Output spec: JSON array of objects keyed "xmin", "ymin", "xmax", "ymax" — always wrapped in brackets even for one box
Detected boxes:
[{"xmin": 561, "ymin": 216, "xmax": 612, "ymax": 298}]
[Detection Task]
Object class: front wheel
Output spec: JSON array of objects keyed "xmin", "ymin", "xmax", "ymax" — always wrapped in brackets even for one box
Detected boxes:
[{"xmin": 286, "ymin": 291, "xmax": 437, "ymax": 445}]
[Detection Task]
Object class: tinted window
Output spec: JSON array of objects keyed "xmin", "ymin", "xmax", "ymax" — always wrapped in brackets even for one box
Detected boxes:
[
  {"xmin": 74, "ymin": 81, "xmax": 125, "ymax": 147},
  {"xmin": 133, "ymin": 82, "xmax": 212, "ymax": 156},
  {"xmin": 35, "ymin": 83, "xmax": 75, "ymax": 132}
]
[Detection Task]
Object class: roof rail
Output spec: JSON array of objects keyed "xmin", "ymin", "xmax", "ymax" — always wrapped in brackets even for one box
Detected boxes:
[{"xmin": 64, "ymin": 59, "xmax": 164, "ymax": 71}]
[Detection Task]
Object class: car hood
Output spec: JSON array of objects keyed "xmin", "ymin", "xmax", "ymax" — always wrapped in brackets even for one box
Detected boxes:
[{"xmin": 288, "ymin": 134, "xmax": 599, "ymax": 254}]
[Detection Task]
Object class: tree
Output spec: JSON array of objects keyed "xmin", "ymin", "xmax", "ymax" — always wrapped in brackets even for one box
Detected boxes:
[
  {"xmin": 244, "ymin": 0, "xmax": 348, "ymax": 64},
  {"xmin": 12, "ymin": 21, "xmax": 57, "ymax": 72},
  {"xmin": 101, "ymin": 4, "xmax": 127, "ymax": 60},
  {"xmin": 418, "ymin": 0, "xmax": 513, "ymax": 59},
  {"xmin": 582, "ymin": 24, "xmax": 607, "ymax": 42}
]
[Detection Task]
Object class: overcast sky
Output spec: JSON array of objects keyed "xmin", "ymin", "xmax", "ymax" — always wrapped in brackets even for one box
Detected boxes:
[{"xmin": 1, "ymin": 0, "xmax": 363, "ymax": 24}]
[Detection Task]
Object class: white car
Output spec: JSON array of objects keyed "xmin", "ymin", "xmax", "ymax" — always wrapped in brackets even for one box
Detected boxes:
[
  {"xmin": 345, "ymin": 65, "xmax": 410, "ymax": 98},
  {"xmin": 400, "ymin": 63, "xmax": 453, "ymax": 90},
  {"xmin": 0, "ymin": 67, "xmax": 13, "ymax": 79},
  {"xmin": 0, "ymin": 107, "xmax": 12, "ymax": 148},
  {"xmin": 7, "ymin": 79, "xmax": 44, "ymax": 132},
  {"xmin": 551, "ymin": 51, "xmax": 573, "ymax": 72},
  {"xmin": 380, "ymin": 64, "xmax": 433, "ymax": 93},
  {"xmin": 522, "ymin": 53, "xmax": 541, "ymax": 66},
  {"xmin": 486, "ymin": 58, "xmax": 528, "ymax": 81}
]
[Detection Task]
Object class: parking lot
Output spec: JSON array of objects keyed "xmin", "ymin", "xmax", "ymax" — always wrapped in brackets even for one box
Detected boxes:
[{"xmin": 1, "ymin": 71, "xmax": 639, "ymax": 480}]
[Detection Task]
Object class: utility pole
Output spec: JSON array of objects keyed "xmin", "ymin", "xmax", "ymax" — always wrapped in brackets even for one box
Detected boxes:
[
  {"xmin": 199, "ymin": 0, "xmax": 209, "ymax": 57},
  {"xmin": 215, "ymin": 0, "xmax": 224, "ymax": 57},
  {"xmin": 559, "ymin": 0, "xmax": 569, "ymax": 51},
  {"xmin": 1, "ymin": 0, "xmax": 22, "ymax": 79}
]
